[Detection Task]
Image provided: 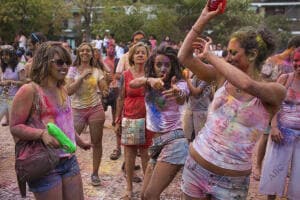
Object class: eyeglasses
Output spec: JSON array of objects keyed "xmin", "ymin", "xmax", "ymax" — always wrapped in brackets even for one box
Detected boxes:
[
  {"xmin": 228, "ymin": 49, "xmax": 238, "ymax": 56},
  {"xmin": 50, "ymin": 59, "xmax": 70, "ymax": 67}
]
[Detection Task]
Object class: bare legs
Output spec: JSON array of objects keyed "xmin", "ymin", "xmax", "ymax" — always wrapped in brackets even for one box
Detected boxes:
[
  {"xmin": 33, "ymin": 174, "xmax": 84, "ymax": 200},
  {"xmin": 254, "ymin": 134, "xmax": 268, "ymax": 180},
  {"xmin": 124, "ymin": 146, "xmax": 149, "ymax": 198},
  {"xmin": 89, "ymin": 119, "xmax": 105, "ymax": 177},
  {"xmin": 141, "ymin": 161, "xmax": 181, "ymax": 200}
]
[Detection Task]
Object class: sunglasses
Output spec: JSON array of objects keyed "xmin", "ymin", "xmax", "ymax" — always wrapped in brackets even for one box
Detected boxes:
[{"xmin": 51, "ymin": 59, "xmax": 70, "ymax": 66}]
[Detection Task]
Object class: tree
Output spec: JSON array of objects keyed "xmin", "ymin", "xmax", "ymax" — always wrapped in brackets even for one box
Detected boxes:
[
  {"xmin": 71, "ymin": 0, "xmax": 102, "ymax": 42},
  {"xmin": 0, "ymin": 0, "xmax": 71, "ymax": 43},
  {"xmin": 264, "ymin": 15, "xmax": 291, "ymax": 51}
]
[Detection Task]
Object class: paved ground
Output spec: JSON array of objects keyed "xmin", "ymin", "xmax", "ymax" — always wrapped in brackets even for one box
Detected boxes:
[{"xmin": 0, "ymin": 109, "xmax": 288, "ymax": 200}]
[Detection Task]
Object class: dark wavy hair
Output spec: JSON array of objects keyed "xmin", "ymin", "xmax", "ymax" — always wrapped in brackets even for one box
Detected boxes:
[
  {"xmin": 30, "ymin": 42, "xmax": 71, "ymax": 87},
  {"xmin": 145, "ymin": 44, "xmax": 183, "ymax": 89},
  {"xmin": 231, "ymin": 26, "xmax": 276, "ymax": 70},
  {"xmin": 0, "ymin": 48, "xmax": 18, "ymax": 72}
]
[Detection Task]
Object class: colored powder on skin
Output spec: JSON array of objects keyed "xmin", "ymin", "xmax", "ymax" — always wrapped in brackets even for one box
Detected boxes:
[{"xmin": 86, "ymin": 77, "xmax": 97, "ymax": 86}]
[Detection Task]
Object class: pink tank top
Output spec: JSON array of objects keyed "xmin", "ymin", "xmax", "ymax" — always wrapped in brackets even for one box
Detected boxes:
[
  {"xmin": 193, "ymin": 82, "xmax": 269, "ymax": 171},
  {"xmin": 27, "ymin": 83, "xmax": 76, "ymax": 157}
]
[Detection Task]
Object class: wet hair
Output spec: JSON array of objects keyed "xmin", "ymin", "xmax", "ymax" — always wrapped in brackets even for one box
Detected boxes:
[
  {"xmin": 230, "ymin": 26, "xmax": 276, "ymax": 70},
  {"xmin": 128, "ymin": 42, "xmax": 150, "ymax": 66},
  {"xmin": 30, "ymin": 32, "xmax": 47, "ymax": 45},
  {"xmin": 287, "ymin": 36, "xmax": 300, "ymax": 49},
  {"xmin": 30, "ymin": 42, "xmax": 71, "ymax": 87},
  {"xmin": 0, "ymin": 48, "xmax": 18, "ymax": 72},
  {"xmin": 131, "ymin": 30, "xmax": 146, "ymax": 42},
  {"xmin": 73, "ymin": 42, "xmax": 98, "ymax": 68},
  {"xmin": 145, "ymin": 44, "xmax": 183, "ymax": 89}
]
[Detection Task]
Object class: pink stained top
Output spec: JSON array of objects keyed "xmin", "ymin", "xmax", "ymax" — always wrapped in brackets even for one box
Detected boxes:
[{"xmin": 193, "ymin": 81, "xmax": 270, "ymax": 171}]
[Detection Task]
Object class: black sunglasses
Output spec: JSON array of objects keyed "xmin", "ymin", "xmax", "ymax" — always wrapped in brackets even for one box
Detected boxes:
[{"xmin": 51, "ymin": 59, "xmax": 70, "ymax": 66}]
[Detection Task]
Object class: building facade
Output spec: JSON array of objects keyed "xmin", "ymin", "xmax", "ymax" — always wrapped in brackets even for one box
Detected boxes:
[{"xmin": 251, "ymin": 0, "xmax": 300, "ymax": 36}]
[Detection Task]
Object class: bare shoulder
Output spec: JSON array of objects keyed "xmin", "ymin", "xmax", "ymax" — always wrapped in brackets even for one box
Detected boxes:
[{"xmin": 16, "ymin": 83, "xmax": 35, "ymax": 98}]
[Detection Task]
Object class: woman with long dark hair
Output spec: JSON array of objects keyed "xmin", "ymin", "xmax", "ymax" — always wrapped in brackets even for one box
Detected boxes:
[{"xmin": 130, "ymin": 44, "xmax": 189, "ymax": 199}]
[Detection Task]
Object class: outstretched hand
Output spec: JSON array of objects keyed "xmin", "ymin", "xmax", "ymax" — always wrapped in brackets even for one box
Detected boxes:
[
  {"xmin": 147, "ymin": 76, "xmax": 165, "ymax": 90},
  {"xmin": 162, "ymin": 76, "xmax": 181, "ymax": 100}
]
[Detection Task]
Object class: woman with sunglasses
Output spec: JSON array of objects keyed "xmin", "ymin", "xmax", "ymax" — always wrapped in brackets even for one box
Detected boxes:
[
  {"xmin": 66, "ymin": 42, "xmax": 108, "ymax": 186},
  {"xmin": 10, "ymin": 42, "xmax": 90, "ymax": 200},
  {"xmin": 178, "ymin": 3, "xmax": 286, "ymax": 200}
]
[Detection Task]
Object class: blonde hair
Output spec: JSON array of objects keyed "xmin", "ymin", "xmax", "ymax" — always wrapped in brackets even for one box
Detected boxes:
[{"xmin": 128, "ymin": 42, "xmax": 150, "ymax": 66}]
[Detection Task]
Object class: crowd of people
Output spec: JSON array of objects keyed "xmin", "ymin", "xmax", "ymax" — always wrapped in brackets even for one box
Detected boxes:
[{"xmin": 1, "ymin": 2, "xmax": 300, "ymax": 200}]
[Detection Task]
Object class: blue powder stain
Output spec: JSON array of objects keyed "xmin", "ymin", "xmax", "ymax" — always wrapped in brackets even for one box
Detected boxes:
[{"xmin": 146, "ymin": 91, "xmax": 164, "ymax": 130}]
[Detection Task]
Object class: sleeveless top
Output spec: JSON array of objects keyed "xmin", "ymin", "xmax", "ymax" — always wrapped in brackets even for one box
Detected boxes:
[
  {"xmin": 1, "ymin": 63, "xmax": 25, "ymax": 98},
  {"xmin": 66, "ymin": 67, "xmax": 104, "ymax": 109},
  {"xmin": 26, "ymin": 83, "xmax": 76, "ymax": 157},
  {"xmin": 278, "ymin": 74, "xmax": 300, "ymax": 130},
  {"xmin": 123, "ymin": 70, "xmax": 146, "ymax": 119},
  {"xmin": 145, "ymin": 80, "xmax": 189, "ymax": 133},
  {"xmin": 193, "ymin": 82, "xmax": 269, "ymax": 171}
]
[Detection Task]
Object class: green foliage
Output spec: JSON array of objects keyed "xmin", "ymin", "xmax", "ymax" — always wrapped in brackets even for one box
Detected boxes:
[
  {"xmin": 263, "ymin": 15, "xmax": 291, "ymax": 51},
  {"xmin": 0, "ymin": 0, "xmax": 292, "ymax": 50},
  {"xmin": 0, "ymin": 0, "xmax": 71, "ymax": 43},
  {"xmin": 208, "ymin": 0, "xmax": 262, "ymax": 46}
]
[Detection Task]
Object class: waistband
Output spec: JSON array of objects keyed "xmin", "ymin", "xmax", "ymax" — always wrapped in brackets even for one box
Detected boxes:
[{"xmin": 152, "ymin": 129, "xmax": 185, "ymax": 146}]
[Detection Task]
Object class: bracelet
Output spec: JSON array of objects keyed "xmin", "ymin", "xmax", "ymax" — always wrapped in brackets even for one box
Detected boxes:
[{"xmin": 192, "ymin": 26, "xmax": 201, "ymax": 35}]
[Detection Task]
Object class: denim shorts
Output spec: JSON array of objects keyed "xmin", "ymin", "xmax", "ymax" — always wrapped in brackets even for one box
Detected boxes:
[
  {"xmin": 149, "ymin": 129, "xmax": 188, "ymax": 165},
  {"xmin": 181, "ymin": 155, "xmax": 250, "ymax": 200},
  {"xmin": 28, "ymin": 155, "xmax": 80, "ymax": 193}
]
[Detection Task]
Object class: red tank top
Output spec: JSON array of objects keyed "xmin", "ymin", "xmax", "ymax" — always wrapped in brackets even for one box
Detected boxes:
[{"xmin": 123, "ymin": 70, "xmax": 146, "ymax": 119}]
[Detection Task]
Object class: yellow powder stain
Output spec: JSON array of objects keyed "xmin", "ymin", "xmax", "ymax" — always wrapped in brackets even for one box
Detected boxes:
[{"xmin": 86, "ymin": 77, "xmax": 97, "ymax": 86}]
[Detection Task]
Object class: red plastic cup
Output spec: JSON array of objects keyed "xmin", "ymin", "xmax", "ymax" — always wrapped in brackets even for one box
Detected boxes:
[{"xmin": 208, "ymin": 0, "xmax": 226, "ymax": 14}]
